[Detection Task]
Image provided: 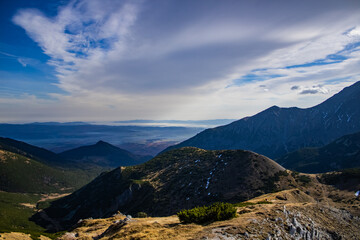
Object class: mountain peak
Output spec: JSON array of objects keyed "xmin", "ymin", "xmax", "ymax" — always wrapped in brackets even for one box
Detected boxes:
[
  {"xmin": 269, "ymin": 105, "xmax": 280, "ymax": 109},
  {"xmin": 59, "ymin": 140, "xmax": 151, "ymax": 168},
  {"xmin": 95, "ymin": 140, "xmax": 108, "ymax": 146}
]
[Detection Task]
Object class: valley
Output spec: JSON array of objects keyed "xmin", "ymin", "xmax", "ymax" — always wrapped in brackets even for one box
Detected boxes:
[{"xmin": 0, "ymin": 124, "xmax": 204, "ymax": 156}]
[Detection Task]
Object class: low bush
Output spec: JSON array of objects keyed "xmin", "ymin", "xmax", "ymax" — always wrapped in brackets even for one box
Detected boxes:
[
  {"xmin": 297, "ymin": 175, "xmax": 311, "ymax": 184},
  {"xmin": 320, "ymin": 168, "xmax": 360, "ymax": 185},
  {"xmin": 135, "ymin": 212, "xmax": 148, "ymax": 218},
  {"xmin": 177, "ymin": 202, "xmax": 236, "ymax": 224}
]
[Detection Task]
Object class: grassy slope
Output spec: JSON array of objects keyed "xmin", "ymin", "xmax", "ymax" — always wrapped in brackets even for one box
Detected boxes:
[
  {"xmin": 277, "ymin": 131, "xmax": 360, "ymax": 173},
  {"xmin": 0, "ymin": 191, "xmax": 62, "ymax": 239},
  {"xmin": 0, "ymin": 147, "xmax": 108, "ymax": 238},
  {"xmin": 0, "ymin": 149, "xmax": 106, "ymax": 193}
]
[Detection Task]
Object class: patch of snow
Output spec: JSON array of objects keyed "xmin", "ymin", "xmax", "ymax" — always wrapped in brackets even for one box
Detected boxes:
[
  {"xmin": 346, "ymin": 151, "xmax": 358, "ymax": 156},
  {"xmin": 335, "ymin": 103, "xmax": 343, "ymax": 113},
  {"xmin": 208, "ymin": 192, "xmax": 211, "ymax": 196},
  {"xmin": 186, "ymin": 197, "xmax": 190, "ymax": 200},
  {"xmin": 218, "ymin": 154, "xmax": 222, "ymax": 158},
  {"xmin": 205, "ymin": 177, "xmax": 211, "ymax": 189},
  {"xmin": 343, "ymin": 139, "xmax": 351, "ymax": 147},
  {"xmin": 224, "ymin": 162, "xmax": 228, "ymax": 166},
  {"xmin": 347, "ymin": 113, "xmax": 352, "ymax": 122},
  {"xmin": 195, "ymin": 159, "xmax": 200, "ymax": 163}
]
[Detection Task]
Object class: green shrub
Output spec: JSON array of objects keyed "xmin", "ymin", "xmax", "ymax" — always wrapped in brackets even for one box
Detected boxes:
[
  {"xmin": 177, "ymin": 202, "xmax": 236, "ymax": 224},
  {"xmin": 135, "ymin": 212, "xmax": 148, "ymax": 218},
  {"xmin": 321, "ymin": 168, "xmax": 360, "ymax": 185},
  {"xmin": 277, "ymin": 170, "xmax": 289, "ymax": 177},
  {"xmin": 297, "ymin": 175, "xmax": 311, "ymax": 184},
  {"xmin": 256, "ymin": 200, "xmax": 272, "ymax": 204}
]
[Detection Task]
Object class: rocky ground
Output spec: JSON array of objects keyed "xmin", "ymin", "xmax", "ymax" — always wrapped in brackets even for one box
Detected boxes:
[
  {"xmin": 56, "ymin": 181, "xmax": 360, "ymax": 240},
  {"xmin": 2, "ymin": 174, "xmax": 359, "ymax": 240}
]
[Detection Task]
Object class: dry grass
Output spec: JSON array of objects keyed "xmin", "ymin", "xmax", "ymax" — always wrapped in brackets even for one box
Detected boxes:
[
  {"xmin": 57, "ymin": 177, "xmax": 360, "ymax": 240},
  {"xmin": 0, "ymin": 232, "xmax": 51, "ymax": 240}
]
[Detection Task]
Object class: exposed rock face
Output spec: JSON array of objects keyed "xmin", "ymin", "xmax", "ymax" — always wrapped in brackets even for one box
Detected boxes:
[
  {"xmin": 32, "ymin": 147, "xmax": 290, "ymax": 230},
  {"xmin": 208, "ymin": 203, "xmax": 360, "ymax": 240},
  {"xmin": 166, "ymin": 81, "xmax": 360, "ymax": 159}
]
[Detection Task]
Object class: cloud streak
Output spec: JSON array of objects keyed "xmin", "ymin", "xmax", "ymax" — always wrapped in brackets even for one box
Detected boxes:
[{"xmin": 4, "ymin": 0, "xmax": 360, "ymax": 121}]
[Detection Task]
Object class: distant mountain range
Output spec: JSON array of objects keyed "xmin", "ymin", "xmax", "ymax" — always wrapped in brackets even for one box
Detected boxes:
[
  {"xmin": 0, "ymin": 123, "xmax": 203, "ymax": 155},
  {"xmin": 0, "ymin": 137, "xmax": 149, "ymax": 169},
  {"xmin": 59, "ymin": 140, "xmax": 151, "ymax": 168},
  {"xmin": 166, "ymin": 81, "xmax": 360, "ymax": 159},
  {"xmin": 277, "ymin": 131, "xmax": 360, "ymax": 173},
  {"xmin": 33, "ymin": 147, "xmax": 295, "ymax": 230}
]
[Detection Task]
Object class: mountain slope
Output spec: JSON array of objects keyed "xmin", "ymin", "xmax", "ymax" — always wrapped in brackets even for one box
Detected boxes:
[
  {"xmin": 59, "ymin": 141, "xmax": 151, "ymax": 168},
  {"xmin": 0, "ymin": 149, "xmax": 98, "ymax": 193},
  {"xmin": 0, "ymin": 137, "xmax": 63, "ymax": 166},
  {"xmin": 166, "ymin": 81, "xmax": 360, "ymax": 158},
  {"xmin": 277, "ymin": 131, "xmax": 360, "ymax": 173},
  {"xmin": 33, "ymin": 147, "xmax": 292, "ymax": 231}
]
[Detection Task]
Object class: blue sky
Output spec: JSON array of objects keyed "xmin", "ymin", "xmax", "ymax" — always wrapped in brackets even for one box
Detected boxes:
[{"xmin": 1, "ymin": 0, "xmax": 360, "ymax": 122}]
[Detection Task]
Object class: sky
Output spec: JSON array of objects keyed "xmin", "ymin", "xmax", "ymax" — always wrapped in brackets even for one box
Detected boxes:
[{"xmin": 0, "ymin": 0, "xmax": 360, "ymax": 123}]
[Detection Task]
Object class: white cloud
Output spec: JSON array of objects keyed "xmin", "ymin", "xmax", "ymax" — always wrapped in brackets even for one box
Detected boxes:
[
  {"xmin": 6, "ymin": 0, "xmax": 360, "ymax": 121},
  {"xmin": 347, "ymin": 26, "xmax": 360, "ymax": 38}
]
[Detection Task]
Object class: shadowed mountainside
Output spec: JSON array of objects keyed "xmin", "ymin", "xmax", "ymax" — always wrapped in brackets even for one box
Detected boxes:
[
  {"xmin": 0, "ymin": 148, "xmax": 101, "ymax": 193},
  {"xmin": 277, "ymin": 131, "xmax": 360, "ymax": 173},
  {"xmin": 59, "ymin": 140, "xmax": 152, "ymax": 168},
  {"xmin": 0, "ymin": 137, "xmax": 64, "ymax": 166},
  {"xmin": 165, "ymin": 81, "xmax": 360, "ymax": 159}
]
